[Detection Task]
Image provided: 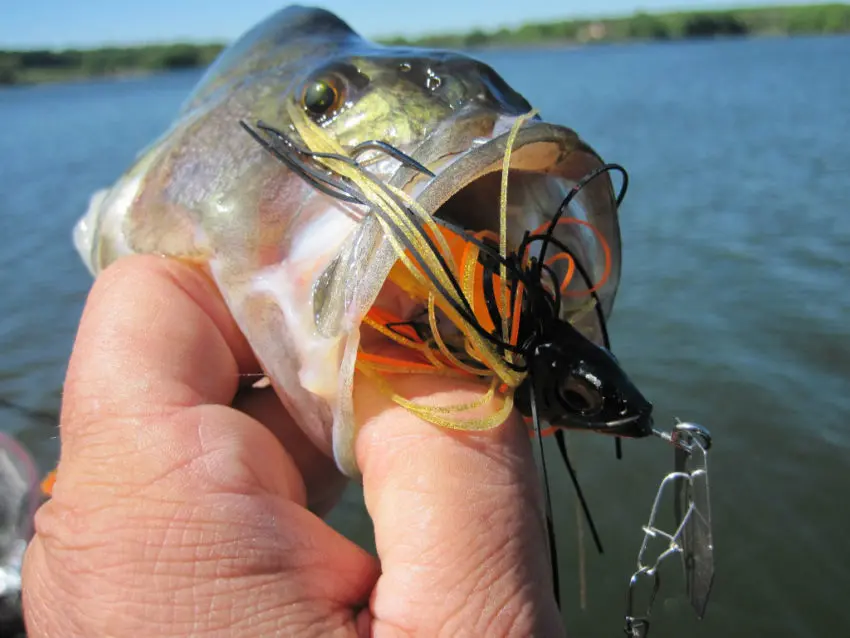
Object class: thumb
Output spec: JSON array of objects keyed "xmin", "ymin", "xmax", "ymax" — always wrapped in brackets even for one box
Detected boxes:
[
  {"xmin": 354, "ymin": 374, "xmax": 565, "ymax": 637},
  {"xmin": 22, "ymin": 256, "xmax": 378, "ymax": 638}
]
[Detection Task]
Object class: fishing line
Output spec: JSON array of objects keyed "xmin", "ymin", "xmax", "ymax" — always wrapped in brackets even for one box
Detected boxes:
[
  {"xmin": 554, "ymin": 429, "xmax": 604, "ymax": 554},
  {"xmin": 529, "ymin": 372, "xmax": 560, "ymax": 607}
]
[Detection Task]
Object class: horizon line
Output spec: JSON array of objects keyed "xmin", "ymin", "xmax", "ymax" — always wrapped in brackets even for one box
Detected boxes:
[{"xmin": 2, "ymin": 1, "xmax": 842, "ymax": 51}]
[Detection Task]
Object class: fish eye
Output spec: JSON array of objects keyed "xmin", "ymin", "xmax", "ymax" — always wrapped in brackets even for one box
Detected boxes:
[
  {"xmin": 557, "ymin": 375, "xmax": 603, "ymax": 416},
  {"xmin": 302, "ymin": 79, "xmax": 341, "ymax": 115}
]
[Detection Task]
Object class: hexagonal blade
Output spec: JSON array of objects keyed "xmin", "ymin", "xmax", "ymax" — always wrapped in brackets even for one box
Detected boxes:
[{"xmin": 674, "ymin": 431, "xmax": 714, "ymax": 619}]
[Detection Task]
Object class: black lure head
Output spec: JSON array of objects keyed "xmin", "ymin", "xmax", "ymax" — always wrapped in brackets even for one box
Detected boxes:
[{"xmin": 515, "ymin": 317, "xmax": 654, "ymax": 438}]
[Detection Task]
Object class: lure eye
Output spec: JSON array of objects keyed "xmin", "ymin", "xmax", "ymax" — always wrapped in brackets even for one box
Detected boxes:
[
  {"xmin": 558, "ymin": 375, "xmax": 603, "ymax": 416},
  {"xmin": 303, "ymin": 79, "xmax": 341, "ymax": 115}
]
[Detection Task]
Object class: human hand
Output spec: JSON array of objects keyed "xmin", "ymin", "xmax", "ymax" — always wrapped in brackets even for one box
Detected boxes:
[{"xmin": 22, "ymin": 256, "xmax": 565, "ymax": 637}]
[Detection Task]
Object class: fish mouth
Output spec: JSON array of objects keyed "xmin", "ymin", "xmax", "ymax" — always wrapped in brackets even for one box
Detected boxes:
[
  {"xmin": 371, "ymin": 120, "xmax": 624, "ymax": 348},
  {"xmin": 415, "ymin": 121, "xmax": 618, "ymax": 219},
  {"xmin": 358, "ymin": 118, "xmax": 626, "ymax": 381},
  {"xmin": 426, "ymin": 121, "xmax": 621, "ymax": 315}
]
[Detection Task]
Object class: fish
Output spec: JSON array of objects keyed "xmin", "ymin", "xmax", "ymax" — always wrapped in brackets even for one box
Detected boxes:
[{"xmin": 72, "ymin": 4, "xmax": 653, "ymax": 481}]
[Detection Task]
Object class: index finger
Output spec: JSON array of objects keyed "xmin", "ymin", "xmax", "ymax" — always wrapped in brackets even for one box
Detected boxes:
[{"xmin": 355, "ymin": 374, "xmax": 566, "ymax": 636}]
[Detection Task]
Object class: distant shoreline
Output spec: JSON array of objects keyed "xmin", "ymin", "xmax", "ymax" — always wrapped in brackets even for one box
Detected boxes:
[
  {"xmin": 2, "ymin": 3, "xmax": 848, "ymax": 87},
  {"xmin": 2, "ymin": 68, "xmax": 158, "ymax": 88}
]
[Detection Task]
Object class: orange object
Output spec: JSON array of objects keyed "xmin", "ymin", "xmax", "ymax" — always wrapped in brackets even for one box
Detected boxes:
[
  {"xmin": 361, "ymin": 224, "xmax": 517, "ymax": 375},
  {"xmin": 528, "ymin": 217, "xmax": 611, "ymax": 296},
  {"xmin": 522, "ymin": 416, "xmax": 558, "ymax": 438},
  {"xmin": 40, "ymin": 469, "xmax": 56, "ymax": 497},
  {"xmin": 359, "ymin": 219, "xmax": 610, "ymax": 384}
]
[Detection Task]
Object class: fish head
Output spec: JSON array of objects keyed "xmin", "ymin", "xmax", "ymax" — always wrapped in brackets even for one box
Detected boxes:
[
  {"xmin": 252, "ymin": 36, "xmax": 641, "ymax": 471},
  {"xmin": 288, "ymin": 47, "xmax": 533, "ymax": 155},
  {"xmin": 278, "ymin": 40, "xmax": 629, "ymax": 337},
  {"xmin": 515, "ymin": 319, "xmax": 654, "ymax": 438}
]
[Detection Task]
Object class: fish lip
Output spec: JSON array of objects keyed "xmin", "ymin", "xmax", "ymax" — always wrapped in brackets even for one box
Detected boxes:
[{"xmin": 405, "ymin": 119, "xmax": 603, "ymax": 218}]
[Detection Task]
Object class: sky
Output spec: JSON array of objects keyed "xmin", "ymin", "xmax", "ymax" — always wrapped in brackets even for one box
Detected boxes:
[{"xmin": 0, "ymin": 0, "xmax": 828, "ymax": 49}]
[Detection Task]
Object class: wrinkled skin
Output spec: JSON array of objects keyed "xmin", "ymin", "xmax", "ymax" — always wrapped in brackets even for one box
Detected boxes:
[{"xmin": 22, "ymin": 256, "xmax": 566, "ymax": 637}]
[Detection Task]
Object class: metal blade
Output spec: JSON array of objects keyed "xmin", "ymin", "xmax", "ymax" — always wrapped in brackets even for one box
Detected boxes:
[{"xmin": 673, "ymin": 423, "xmax": 714, "ymax": 619}]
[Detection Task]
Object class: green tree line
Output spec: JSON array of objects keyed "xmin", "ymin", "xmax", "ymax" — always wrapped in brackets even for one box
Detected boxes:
[
  {"xmin": 2, "ymin": 4, "xmax": 849, "ymax": 86},
  {"xmin": 381, "ymin": 3, "xmax": 850, "ymax": 48},
  {"xmin": 0, "ymin": 43, "xmax": 224, "ymax": 85}
]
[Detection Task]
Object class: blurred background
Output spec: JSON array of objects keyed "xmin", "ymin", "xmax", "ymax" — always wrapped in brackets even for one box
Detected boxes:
[{"xmin": 1, "ymin": 1, "xmax": 848, "ymax": 636}]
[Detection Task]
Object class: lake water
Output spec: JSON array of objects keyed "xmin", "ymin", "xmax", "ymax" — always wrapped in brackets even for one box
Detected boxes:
[{"xmin": 1, "ymin": 35, "xmax": 848, "ymax": 637}]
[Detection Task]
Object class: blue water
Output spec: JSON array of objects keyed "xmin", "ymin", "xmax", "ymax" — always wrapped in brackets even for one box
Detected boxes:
[{"xmin": 1, "ymin": 36, "xmax": 848, "ymax": 637}]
